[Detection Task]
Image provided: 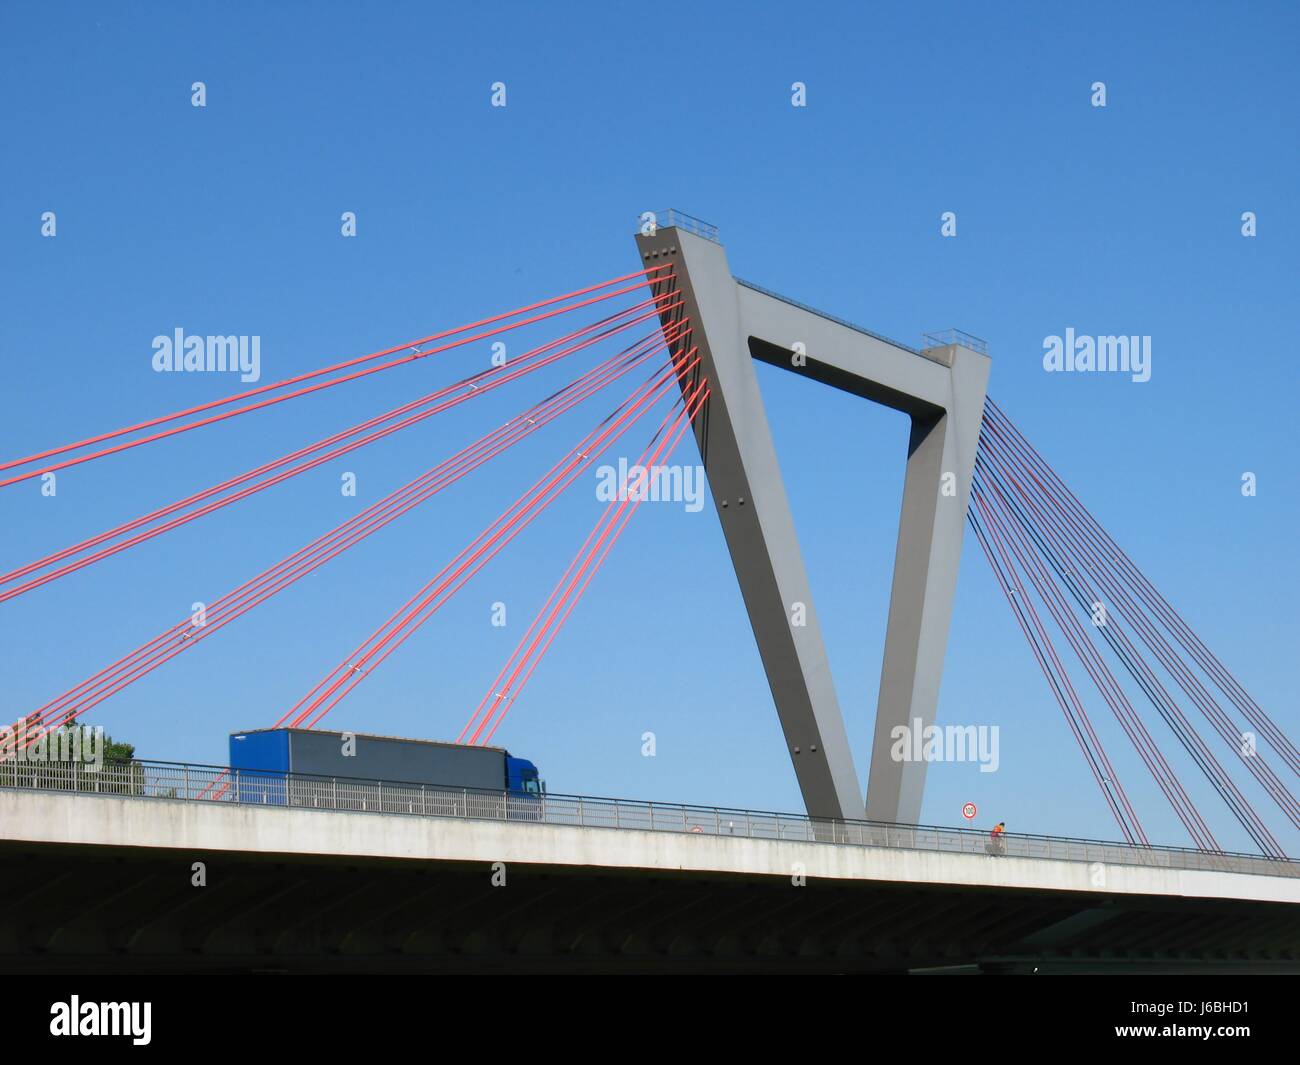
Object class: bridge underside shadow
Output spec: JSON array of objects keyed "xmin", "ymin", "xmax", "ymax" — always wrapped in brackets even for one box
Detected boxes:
[{"xmin": 1, "ymin": 842, "xmax": 1295, "ymax": 974}]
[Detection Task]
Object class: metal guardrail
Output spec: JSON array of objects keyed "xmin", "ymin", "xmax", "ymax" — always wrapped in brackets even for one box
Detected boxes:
[
  {"xmin": 922, "ymin": 328, "xmax": 989, "ymax": 355},
  {"xmin": 642, "ymin": 208, "xmax": 720, "ymax": 243},
  {"xmin": 2, "ymin": 758, "xmax": 1295, "ymax": 879}
]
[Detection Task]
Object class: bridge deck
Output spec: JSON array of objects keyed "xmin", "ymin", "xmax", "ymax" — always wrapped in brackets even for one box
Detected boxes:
[{"xmin": 1, "ymin": 760, "xmax": 1296, "ymax": 892}]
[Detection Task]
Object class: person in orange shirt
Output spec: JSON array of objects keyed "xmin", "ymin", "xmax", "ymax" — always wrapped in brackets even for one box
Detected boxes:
[{"xmin": 989, "ymin": 821, "xmax": 1006, "ymax": 855}]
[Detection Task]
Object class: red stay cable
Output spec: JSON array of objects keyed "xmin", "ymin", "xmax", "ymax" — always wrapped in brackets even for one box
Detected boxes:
[
  {"xmin": 0, "ymin": 270, "xmax": 675, "ymax": 489},
  {"xmin": 2, "ymin": 294, "xmax": 670, "ymax": 588},
  {"xmin": 288, "ymin": 348, "xmax": 701, "ymax": 729},
  {"xmin": 289, "ymin": 349, "xmax": 701, "ymax": 728},
  {"xmin": 21, "ymin": 323, "xmax": 692, "ymax": 740},
  {"xmin": 471, "ymin": 380, "xmax": 710, "ymax": 745},
  {"xmin": 1, "ymin": 265, "xmax": 673, "ymax": 477},
  {"xmin": 2, "ymin": 296, "xmax": 682, "ymax": 602}
]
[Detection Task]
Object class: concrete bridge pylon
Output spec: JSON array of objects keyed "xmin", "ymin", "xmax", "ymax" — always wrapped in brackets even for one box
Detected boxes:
[{"xmin": 636, "ymin": 215, "xmax": 990, "ymax": 823}]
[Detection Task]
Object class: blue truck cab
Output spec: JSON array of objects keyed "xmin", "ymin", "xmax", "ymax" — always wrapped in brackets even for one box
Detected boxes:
[{"xmin": 505, "ymin": 755, "xmax": 543, "ymax": 796}]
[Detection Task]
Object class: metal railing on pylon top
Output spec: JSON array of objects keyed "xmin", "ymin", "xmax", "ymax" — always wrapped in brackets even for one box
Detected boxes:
[
  {"xmin": 922, "ymin": 328, "xmax": 989, "ymax": 355},
  {"xmin": 639, "ymin": 209, "xmax": 720, "ymax": 243}
]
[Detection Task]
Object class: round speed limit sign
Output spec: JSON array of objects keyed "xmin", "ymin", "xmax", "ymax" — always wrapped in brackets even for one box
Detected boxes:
[{"xmin": 962, "ymin": 802, "xmax": 977, "ymax": 820}]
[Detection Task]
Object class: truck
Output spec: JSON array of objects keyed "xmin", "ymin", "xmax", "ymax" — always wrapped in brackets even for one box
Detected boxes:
[{"xmin": 228, "ymin": 727, "xmax": 544, "ymax": 815}]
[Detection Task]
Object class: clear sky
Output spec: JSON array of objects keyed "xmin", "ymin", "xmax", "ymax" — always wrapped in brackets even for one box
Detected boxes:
[{"xmin": 1, "ymin": 1, "xmax": 1296, "ymax": 853}]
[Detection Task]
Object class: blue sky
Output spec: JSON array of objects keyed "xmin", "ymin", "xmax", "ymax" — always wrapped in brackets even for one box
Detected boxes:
[{"xmin": 1, "ymin": 1, "xmax": 1296, "ymax": 853}]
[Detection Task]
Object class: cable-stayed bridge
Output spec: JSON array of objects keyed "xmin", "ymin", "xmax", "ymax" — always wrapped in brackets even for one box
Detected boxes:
[{"xmin": 1, "ymin": 212, "xmax": 1296, "ymax": 972}]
